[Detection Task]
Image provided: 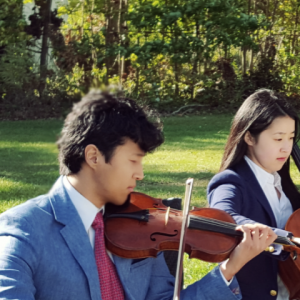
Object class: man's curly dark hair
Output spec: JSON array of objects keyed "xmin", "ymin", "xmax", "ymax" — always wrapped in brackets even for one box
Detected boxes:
[{"xmin": 57, "ymin": 89, "xmax": 164, "ymax": 175}]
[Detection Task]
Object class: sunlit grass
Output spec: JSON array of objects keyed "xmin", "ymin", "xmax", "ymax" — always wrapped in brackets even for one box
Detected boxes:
[
  {"xmin": 1, "ymin": 115, "xmax": 300, "ymax": 285},
  {"xmin": 0, "ymin": 120, "xmax": 62, "ymax": 208}
]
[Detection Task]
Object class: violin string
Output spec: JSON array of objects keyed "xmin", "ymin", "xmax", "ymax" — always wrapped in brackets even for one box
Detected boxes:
[
  {"xmin": 189, "ymin": 215, "xmax": 292, "ymax": 246},
  {"xmin": 151, "ymin": 207, "xmax": 292, "ymax": 245},
  {"xmin": 189, "ymin": 215, "xmax": 239, "ymax": 233},
  {"xmin": 189, "ymin": 215, "xmax": 289, "ymax": 244}
]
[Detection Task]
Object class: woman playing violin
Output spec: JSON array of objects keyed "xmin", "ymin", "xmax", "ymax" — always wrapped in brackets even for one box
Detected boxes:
[
  {"xmin": 0, "ymin": 89, "xmax": 276, "ymax": 300},
  {"xmin": 208, "ymin": 89, "xmax": 300, "ymax": 300}
]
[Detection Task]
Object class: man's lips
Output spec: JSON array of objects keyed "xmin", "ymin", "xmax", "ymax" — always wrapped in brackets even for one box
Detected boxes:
[{"xmin": 128, "ymin": 186, "xmax": 135, "ymax": 192}]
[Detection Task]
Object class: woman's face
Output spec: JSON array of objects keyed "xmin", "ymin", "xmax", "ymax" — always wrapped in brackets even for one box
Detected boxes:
[{"xmin": 245, "ymin": 116, "xmax": 295, "ymax": 173}]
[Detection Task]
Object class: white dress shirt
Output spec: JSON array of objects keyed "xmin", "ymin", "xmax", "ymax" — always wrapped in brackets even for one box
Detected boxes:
[
  {"xmin": 244, "ymin": 156, "xmax": 293, "ymax": 300},
  {"xmin": 63, "ymin": 176, "xmax": 114, "ymax": 262}
]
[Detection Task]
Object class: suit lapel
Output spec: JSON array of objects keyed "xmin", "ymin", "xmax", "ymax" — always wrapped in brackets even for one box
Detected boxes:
[
  {"xmin": 235, "ymin": 159, "xmax": 277, "ymax": 227},
  {"xmin": 48, "ymin": 177, "xmax": 101, "ymax": 300},
  {"xmin": 48, "ymin": 177, "xmax": 153, "ymax": 300}
]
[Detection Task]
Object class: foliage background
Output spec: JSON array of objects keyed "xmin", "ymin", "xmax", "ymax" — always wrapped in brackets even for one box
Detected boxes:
[{"xmin": 1, "ymin": 0, "xmax": 300, "ymax": 118}]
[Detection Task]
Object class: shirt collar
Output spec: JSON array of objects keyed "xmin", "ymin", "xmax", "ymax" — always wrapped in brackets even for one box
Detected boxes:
[
  {"xmin": 244, "ymin": 155, "xmax": 282, "ymax": 188},
  {"xmin": 63, "ymin": 176, "xmax": 103, "ymax": 233}
]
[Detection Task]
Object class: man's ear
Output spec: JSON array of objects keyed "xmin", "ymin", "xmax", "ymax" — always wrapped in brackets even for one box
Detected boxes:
[
  {"xmin": 244, "ymin": 131, "xmax": 255, "ymax": 146},
  {"xmin": 84, "ymin": 145, "xmax": 104, "ymax": 169}
]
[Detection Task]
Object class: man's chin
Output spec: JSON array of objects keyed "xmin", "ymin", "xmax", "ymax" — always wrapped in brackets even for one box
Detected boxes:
[{"xmin": 105, "ymin": 194, "xmax": 131, "ymax": 214}]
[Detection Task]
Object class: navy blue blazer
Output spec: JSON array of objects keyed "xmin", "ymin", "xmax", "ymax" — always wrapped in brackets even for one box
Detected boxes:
[{"xmin": 207, "ymin": 158, "xmax": 294, "ymax": 300}]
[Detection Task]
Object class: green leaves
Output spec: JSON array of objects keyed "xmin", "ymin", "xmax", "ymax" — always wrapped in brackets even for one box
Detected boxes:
[
  {"xmin": 4, "ymin": 0, "xmax": 297, "ymax": 110},
  {"xmin": 0, "ymin": 0, "xmax": 25, "ymax": 46},
  {"xmin": 127, "ymin": 0, "xmax": 262, "ymax": 67},
  {"xmin": 0, "ymin": 43, "xmax": 36, "ymax": 88},
  {"xmin": 161, "ymin": 11, "xmax": 182, "ymax": 26}
]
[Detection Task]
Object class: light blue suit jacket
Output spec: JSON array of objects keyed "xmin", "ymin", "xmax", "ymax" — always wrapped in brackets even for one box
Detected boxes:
[{"xmin": 0, "ymin": 177, "xmax": 241, "ymax": 300}]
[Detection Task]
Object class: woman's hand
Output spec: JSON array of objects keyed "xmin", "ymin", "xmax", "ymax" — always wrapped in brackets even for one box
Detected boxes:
[{"xmin": 220, "ymin": 223, "xmax": 277, "ymax": 281}]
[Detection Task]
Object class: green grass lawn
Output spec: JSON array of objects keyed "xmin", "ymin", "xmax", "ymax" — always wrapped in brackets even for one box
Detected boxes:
[{"xmin": 1, "ymin": 115, "xmax": 300, "ymax": 287}]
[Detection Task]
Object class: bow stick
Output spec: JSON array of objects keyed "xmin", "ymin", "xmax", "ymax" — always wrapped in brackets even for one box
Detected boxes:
[{"xmin": 173, "ymin": 178, "xmax": 194, "ymax": 300}]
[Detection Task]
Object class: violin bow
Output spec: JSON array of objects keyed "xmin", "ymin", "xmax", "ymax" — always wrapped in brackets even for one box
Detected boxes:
[{"xmin": 173, "ymin": 178, "xmax": 194, "ymax": 300}]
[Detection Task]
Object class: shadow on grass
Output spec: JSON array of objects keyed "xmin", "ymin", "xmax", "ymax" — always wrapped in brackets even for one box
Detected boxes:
[
  {"xmin": 0, "ymin": 120, "xmax": 62, "ymax": 144},
  {"xmin": 161, "ymin": 115, "xmax": 232, "ymax": 151},
  {"xmin": 0, "ymin": 144, "xmax": 60, "ymax": 203},
  {"xmin": 162, "ymin": 133, "xmax": 229, "ymax": 151},
  {"xmin": 0, "ymin": 146, "xmax": 59, "ymax": 183}
]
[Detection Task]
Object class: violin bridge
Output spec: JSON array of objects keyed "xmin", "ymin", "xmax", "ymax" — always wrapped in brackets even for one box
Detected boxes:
[{"xmin": 165, "ymin": 206, "xmax": 171, "ymax": 226}]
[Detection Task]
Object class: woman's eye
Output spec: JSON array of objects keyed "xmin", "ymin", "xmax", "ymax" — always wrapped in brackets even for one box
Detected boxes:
[
  {"xmin": 275, "ymin": 139, "xmax": 282, "ymax": 141},
  {"xmin": 130, "ymin": 160, "xmax": 136, "ymax": 163}
]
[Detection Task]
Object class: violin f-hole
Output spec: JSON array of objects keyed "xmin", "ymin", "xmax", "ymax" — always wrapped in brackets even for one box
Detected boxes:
[{"xmin": 150, "ymin": 230, "xmax": 179, "ymax": 241}]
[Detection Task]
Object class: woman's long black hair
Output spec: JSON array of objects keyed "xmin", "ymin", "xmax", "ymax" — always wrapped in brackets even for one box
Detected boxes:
[{"xmin": 220, "ymin": 89, "xmax": 300, "ymax": 172}]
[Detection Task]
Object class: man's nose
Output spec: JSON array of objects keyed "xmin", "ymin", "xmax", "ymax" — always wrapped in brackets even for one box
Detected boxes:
[{"xmin": 134, "ymin": 166, "xmax": 144, "ymax": 180}]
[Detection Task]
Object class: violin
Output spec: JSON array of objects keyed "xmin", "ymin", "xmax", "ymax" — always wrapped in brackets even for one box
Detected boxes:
[
  {"xmin": 104, "ymin": 192, "xmax": 300, "ymax": 263},
  {"xmin": 279, "ymin": 209, "xmax": 300, "ymax": 300},
  {"xmin": 277, "ymin": 144, "xmax": 300, "ymax": 300}
]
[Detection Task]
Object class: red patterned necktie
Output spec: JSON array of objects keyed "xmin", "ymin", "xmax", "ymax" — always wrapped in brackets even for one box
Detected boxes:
[{"xmin": 92, "ymin": 211, "xmax": 124, "ymax": 300}]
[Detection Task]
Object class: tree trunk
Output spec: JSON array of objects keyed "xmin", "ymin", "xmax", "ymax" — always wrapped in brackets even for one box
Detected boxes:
[
  {"xmin": 191, "ymin": 21, "xmax": 200, "ymax": 101},
  {"xmin": 117, "ymin": 0, "xmax": 122, "ymax": 80},
  {"xmin": 249, "ymin": 49, "xmax": 254, "ymax": 72},
  {"xmin": 173, "ymin": 29, "xmax": 179, "ymax": 98},
  {"xmin": 39, "ymin": 0, "xmax": 52, "ymax": 95},
  {"xmin": 90, "ymin": 0, "xmax": 96, "ymax": 66},
  {"xmin": 242, "ymin": 47, "xmax": 247, "ymax": 75},
  {"xmin": 135, "ymin": 66, "xmax": 140, "ymax": 95},
  {"xmin": 224, "ymin": 45, "xmax": 228, "ymax": 59},
  {"xmin": 174, "ymin": 62, "xmax": 179, "ymax": 98},
  {"xmin": 119, "ymin": 0, "xmax": 130, "ymax": 82},
  {"xmin": 134, "ymin": 37, "xmax": 140, "ymax": 95},
  {"xmin": 105, "ymin": 0, "xmax": 120, "ymax": 83},
  {"xmin": 292, "ymin": 5, "xmax": 299, "ymax": 57}
]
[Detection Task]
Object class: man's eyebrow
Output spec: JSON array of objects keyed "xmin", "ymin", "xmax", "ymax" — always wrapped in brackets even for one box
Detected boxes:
[{"xmin": 134, "ymin": 153, "xmax": 145, "ymax": 157}]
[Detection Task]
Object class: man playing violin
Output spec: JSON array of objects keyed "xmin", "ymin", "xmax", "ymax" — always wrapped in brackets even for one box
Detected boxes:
[{"xmin": 0, "ymin": 89, "xmax": 276, "ymax": 300}]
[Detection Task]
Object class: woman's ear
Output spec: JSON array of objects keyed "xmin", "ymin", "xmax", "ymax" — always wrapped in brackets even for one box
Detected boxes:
[{"xmin": 244, "ymin": 131, "xmax": 255, "ymax": 146}]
